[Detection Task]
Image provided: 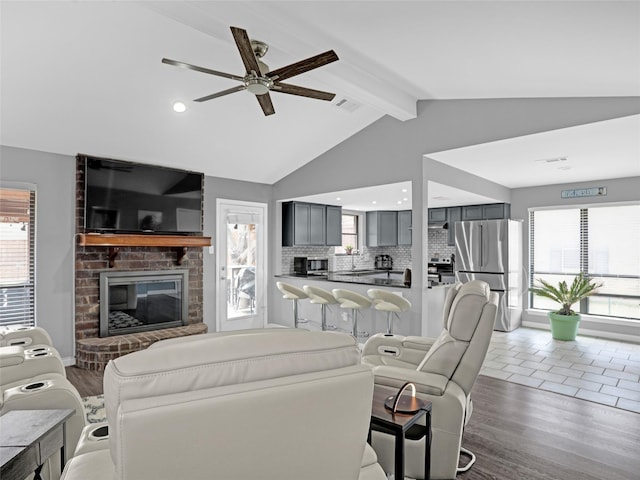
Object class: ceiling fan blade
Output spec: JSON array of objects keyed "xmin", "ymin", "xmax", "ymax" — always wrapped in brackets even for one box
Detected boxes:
[
  {"xmin": 230, "ymin": 26, "xmax": 262, "ymax": 75},
  {"xmin": 194, "ymin": 85, "xmax": 247, "ymax": 102},
  {"xmin": 272, "ymin": 82, "xmax": 335, "ymax": 101},
  {"xmin": 266, "ymin": 50, "xmax": 339, "ymax": 82},
  {"xmin": 256, "ymin": 92, "xmax": 275, "ymax": 116},
  {"xmin": 162, "ymin": 58, "xmax": 244, "ymax": 82}
]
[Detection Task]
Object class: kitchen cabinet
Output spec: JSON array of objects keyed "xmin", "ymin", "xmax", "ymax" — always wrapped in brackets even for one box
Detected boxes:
[
  {"xmin": 446, "ymin": 207, "xmax": 461, "ymax": 246},
  {"xmin": 282, "ymin": 202, "xmax": 342, "ymax": 246},
  {"xmin": 461, "ymin": 203, "xmax": 510, "ymax": 221},
  {"xmin": 397, "ymin": 210, "xmax": 412, "ymax": 245},
  {"xmin": 325, "ymin": 205, "xmax": 342, "ymax": 246},
  {"xmin": 428, "ymin": 208, "xmax": 447, "ymax": 224},
  {"xmin": 366, "ymin": 211, "xmax": 398, "ymax": 247}
]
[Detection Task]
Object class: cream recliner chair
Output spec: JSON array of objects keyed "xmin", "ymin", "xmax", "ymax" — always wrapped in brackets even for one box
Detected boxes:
[
  {"xmin": 0, "ymin": 327, "xmax": 86, "ymax": 480},
  {"xmin": 0, "ymin": 344, "xmax": 66, "ymax": 387},
  {"xmin": 61, "ymin": 329, "xmax": 387, "ymax": 480},
  {"xmin": 362, "ymin": 280, "xmax": 498, "ymax": 479},
  {"xmin": 0, "ymin": 325, "xmax": 54, "ymax": 347}
]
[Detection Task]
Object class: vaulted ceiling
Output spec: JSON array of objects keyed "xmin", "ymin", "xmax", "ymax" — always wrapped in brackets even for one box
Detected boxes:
[{"xmin": 2, "ymin": 1, "xmax": 638, "ymax": 187}]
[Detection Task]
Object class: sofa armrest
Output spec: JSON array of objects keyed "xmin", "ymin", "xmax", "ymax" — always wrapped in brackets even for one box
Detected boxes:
[
  {"xmin": 372, "ymin": 365, "xmax": 449, "ymax": 396},
  {"xmin": 359, "ymin": 444, "xmax": 386, "ymax": 480},
  {"xmin": 361, "ymin": 334, "xmax": 436, "ymax": 368},
  {"xmin": 73, "ymin": 422, "xmax": 109, "ymax": 456},
  {"xmin": 61, "ymin": 450, "xmax": 115, "ymax": 480}
]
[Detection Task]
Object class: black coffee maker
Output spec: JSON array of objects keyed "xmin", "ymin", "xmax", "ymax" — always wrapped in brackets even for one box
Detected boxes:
[{"xmin": 374, "ymin": 254, "xmax": 393, "ymax": 270}]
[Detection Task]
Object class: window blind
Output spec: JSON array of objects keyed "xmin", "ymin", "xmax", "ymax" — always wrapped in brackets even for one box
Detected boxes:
[
  {"xmin": 0, "ymin": 187, "xmax": 36, "ymax": 327},
  {"xmin": 530, "ymin": 204, "xmax": 640, "ymax": 320}
]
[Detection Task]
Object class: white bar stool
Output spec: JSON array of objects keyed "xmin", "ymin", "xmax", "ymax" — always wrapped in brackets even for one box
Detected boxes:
[
  {"xmin": 367, "ymin": 289, "xmax": 412, "ymax": 334},
  {"xmin": 331, "ymin": 289, "xmax": 371, "ymax": 339},
  {"xmin": 303, "ymin": 285, "xmax": 338, "ymax": 331},
  {"xmin": 276, "ymin": 282, "xmax": 309, "ymax": 328}
]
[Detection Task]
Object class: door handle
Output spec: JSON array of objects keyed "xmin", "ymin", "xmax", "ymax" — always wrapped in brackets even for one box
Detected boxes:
[{"xmin": 479, "ymin": 224, "xmax": 484, "ymax": 267}]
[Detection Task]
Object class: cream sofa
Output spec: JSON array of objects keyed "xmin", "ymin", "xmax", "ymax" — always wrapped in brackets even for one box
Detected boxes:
[{"xmin": 62, "ymin": 329, "xmax": 386, "ymax": 480}]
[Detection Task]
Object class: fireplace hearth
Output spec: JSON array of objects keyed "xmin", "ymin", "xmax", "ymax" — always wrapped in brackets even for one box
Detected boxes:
[{"xmin": 99, "ymin": 269, "xmax": 188, "ymax": 337}]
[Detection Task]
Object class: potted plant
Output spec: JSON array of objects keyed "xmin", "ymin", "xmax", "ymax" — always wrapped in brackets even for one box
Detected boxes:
[
  {"xmin": 344, "ymin": 245, "xmax": 354, "ymax": 255},
  {"xmin": 529, "ymin": 273, "xmax": 602, "ymax": 340}
]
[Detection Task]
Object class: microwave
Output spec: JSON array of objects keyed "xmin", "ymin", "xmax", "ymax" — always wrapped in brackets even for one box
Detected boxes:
[{"xmin": 294, "ymin": 257, "xmax": 328, "ymax": 276}]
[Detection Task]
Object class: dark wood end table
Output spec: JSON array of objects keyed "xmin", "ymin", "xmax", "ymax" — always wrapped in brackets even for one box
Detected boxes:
[
  {"xmin": 0, "ymin": 409, "xmax": 75, "ymax": 480},
  {"xmin": 370, "ymin": 385, "xmax": 432, "ymax": 480}
]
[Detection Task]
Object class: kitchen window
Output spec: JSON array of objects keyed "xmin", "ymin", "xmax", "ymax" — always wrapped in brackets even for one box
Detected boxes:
[
  {"xmin": 0, "ymin": 186, "xmax": 36, "ymax": 327},
  {"xmin": 530, "ymin": 204, "xmax": 640, "ymax": 320},
  {"xmin": 339, "ymin": 213, "xmax": 359, "ymax": 253}
]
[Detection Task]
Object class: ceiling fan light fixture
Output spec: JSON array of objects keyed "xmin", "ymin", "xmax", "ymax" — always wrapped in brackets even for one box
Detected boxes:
[{"xmin": 245, "ymin": 77, "xmax": 272, "ymax": 95}]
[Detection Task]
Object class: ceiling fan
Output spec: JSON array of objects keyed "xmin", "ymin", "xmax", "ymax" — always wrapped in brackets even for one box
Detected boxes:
[{"xmin": 162, "ymin": 26, "xmax": 339, "ymax": 116}]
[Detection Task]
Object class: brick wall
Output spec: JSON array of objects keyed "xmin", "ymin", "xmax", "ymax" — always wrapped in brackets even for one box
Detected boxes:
[{"xmin": 74, "ymin": 157, "xmax": 206, "ymax": 368}]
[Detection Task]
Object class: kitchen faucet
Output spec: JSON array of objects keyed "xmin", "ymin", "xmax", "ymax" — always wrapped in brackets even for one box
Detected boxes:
[{"xmin": 351, "ymin": 250, "xmax": 358, "ymax": 270}]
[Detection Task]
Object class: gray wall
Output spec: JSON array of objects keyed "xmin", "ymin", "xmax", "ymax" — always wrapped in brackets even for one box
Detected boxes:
[
  {"xmin": 272, "ymin": 97, "xmax": 640, "ymax": 336},
  {"xmin": 2, "ymin": 97, "xmax": 639, "ymax": 356},
  {"xmin": 202, "ymin": 176, "xmax": 272, "ymax": 332},
  {"xmin": 0, "ymin": 146, "xmax": 76, "ymax": 360},
  {"xmin": 0, "ymin": 146, "xmax": 274, "ymax": 359},
  {"xmin": 512, "ymin": 176, "xmax": 640, "ymax": 338}
]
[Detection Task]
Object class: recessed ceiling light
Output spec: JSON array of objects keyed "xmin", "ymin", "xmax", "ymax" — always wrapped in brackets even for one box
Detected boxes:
[
  {"xmin": 372, "ymin": 201, "xmax": 377, "ymax": 204},
  {"xmin": 397, "ymin": 200, "xmax": 402, "ymax": 205},
  {"xmin": 336, "ymin": 197, "xmax": 341, "ymax": 201},
  {"xmin": 403, "ymin": 198, "xmax": 408, "ymax": 202},
  {"xmin": 402, "ymin": 188, "xmax": 408, "ymax": 193},
  {"xmin": 173, "ymin": 101, "xmax": 186, "ymax": 113}
]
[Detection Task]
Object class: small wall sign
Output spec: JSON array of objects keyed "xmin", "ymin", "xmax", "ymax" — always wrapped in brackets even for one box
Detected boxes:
[{"xmin": 561, "ymin": 187, "xmax": 607, "ymax": 199}]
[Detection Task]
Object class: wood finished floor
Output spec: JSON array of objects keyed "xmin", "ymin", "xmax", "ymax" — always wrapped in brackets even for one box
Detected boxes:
[{"xmin": 65, "ymin": 367, "xmax": 640, "ymax": 479}]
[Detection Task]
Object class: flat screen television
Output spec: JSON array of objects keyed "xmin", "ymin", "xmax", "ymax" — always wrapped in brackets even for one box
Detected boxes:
[{"xmin": 82, "ymin": 155, "xmax": 204, "ymax": 234}]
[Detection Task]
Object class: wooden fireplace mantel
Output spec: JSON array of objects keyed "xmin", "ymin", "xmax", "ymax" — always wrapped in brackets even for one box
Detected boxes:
[{"xmin": 78, "ymin": 233, "xmax": 212, "ymax": 267}]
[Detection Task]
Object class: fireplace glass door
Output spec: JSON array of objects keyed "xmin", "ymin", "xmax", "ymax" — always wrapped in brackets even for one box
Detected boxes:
[{"xmin": 100, "ymin": 270, "xmax": 188, "ymax": 337}]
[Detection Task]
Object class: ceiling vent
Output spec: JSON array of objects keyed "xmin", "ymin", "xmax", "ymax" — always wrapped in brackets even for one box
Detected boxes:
[
  {"xmin": 535, "ymin": 156, "xmax": 568, "ymax": 164},
  {"xmin": 334, "ymin": 98, "xmax": 361, "ymax": 112}
]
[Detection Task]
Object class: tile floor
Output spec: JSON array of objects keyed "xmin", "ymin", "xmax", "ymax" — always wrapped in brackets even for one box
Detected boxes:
[{"xmin": 481, "ymin": 327, "xmax": 640, "ymax": 413}]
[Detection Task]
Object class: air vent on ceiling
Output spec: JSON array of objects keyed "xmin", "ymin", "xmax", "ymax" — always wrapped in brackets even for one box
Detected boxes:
[
  {"xmin": 334, "ymin": 98, "xmax": 361, "ymax": 112},
  {"xmin": 534, "ymin": 156, "xmax": 568, "ymax": 164}
]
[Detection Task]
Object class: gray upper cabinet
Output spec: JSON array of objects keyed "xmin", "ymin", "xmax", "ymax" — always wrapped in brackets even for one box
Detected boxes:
[
  {"xmin": 428, "ymin": 208, "xmax": 447, "ymax": 224},
  {"xmin": 282, "ymin": 201, "xmax": 341, "ymax": 246},
  {"xmin": 366, "ymin": 211, "xmax": 398, "ymax": 247},
  {"xmin": 397, "ymin": 210, "xmax": 412, "ymax": 245},
  {"xmin": 446, "ymin": 207, "xmax": 461, "ymax": 246},
  {"xmin": 309, "ymin": 204, "xmax": 326, "ymax": 245},
  {"xmin": 461, "ymin": 203, "xmax": 511, "ymax": 221},
  {"xmin": 483, "ymin": 203, "xmax": 510, "ymax": 219},
  {"xmin": 325, "ymin": 205, "xmax": 343, "ymax": 246}
]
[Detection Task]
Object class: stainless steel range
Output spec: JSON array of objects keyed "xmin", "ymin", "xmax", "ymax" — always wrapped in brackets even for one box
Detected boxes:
[{"xmin": 427, "ymin": 255, "xmax": 455, "ymax": 285}]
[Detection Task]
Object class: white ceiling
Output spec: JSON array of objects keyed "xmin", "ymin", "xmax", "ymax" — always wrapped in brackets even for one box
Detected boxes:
[{"xmin": 1, "ymin": 1, "xmax": 639, "ymax": 205}]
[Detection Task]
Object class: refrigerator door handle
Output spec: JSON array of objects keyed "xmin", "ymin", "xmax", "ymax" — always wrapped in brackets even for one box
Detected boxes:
[{"xmin": 479, "ymin": 224, "xmax": 484, "ymax": 268}]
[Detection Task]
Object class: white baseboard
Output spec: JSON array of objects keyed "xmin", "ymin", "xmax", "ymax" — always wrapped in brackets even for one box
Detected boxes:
[
  {"xmin": 62, "ymin": 356, "xmax": 76, "ymax": 366},
  {"xmin": 522, "ymin": 320, "xmax": 640, "ymax": 344}
]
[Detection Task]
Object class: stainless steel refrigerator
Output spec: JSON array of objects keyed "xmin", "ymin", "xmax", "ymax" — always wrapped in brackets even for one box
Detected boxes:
[{"xmin": 454, "ymin": 219, "xmax": 523, "ymax": 331}]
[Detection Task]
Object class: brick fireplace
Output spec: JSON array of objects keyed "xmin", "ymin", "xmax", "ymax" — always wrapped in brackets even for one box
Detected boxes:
[{"xmin": 74, "ymin": 158, "xmax": 209, "ymax": 370}]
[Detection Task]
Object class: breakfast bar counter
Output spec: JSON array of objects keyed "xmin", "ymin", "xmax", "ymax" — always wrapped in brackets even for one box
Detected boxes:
[{"xmin": 276, "ymin": 270, "xmax": 410, "ymax": 289}]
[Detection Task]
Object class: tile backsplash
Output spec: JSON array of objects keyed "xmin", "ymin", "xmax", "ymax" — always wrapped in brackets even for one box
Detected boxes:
[
  {"xmin": 282, "ymin": 245, "xmax": 412, "ymax": 274},
  {"xmin": 427, "ymin": 228, "xmax": 455, "ymax": 260}
]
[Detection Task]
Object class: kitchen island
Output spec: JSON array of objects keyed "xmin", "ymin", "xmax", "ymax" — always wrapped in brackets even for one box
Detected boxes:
[
  {"xmin": 272, "ymin": 270, "xmax": 416, "ymax": 337},
  {"xmin": 276, "ymin": 269, "xmax": 410, "ymax": 289}
]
